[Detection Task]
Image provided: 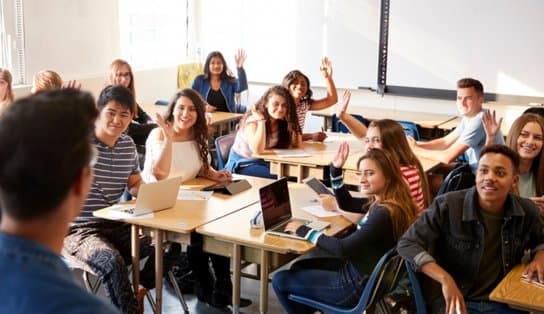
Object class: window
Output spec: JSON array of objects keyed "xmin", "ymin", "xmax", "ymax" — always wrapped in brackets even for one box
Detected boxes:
[
  {"xmin": 1, "ymin": 0, "xmax": 26, "ymax": 85},
  {"xmin": 118, "ymin": 0, "xmax": 192, "ymax": 69}
]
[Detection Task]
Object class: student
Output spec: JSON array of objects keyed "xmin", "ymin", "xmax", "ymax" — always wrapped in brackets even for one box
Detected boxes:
[
  {"xmin": 192, "ymin": 50, "xmax": 248, "ymax": 113},
  {"xmin": 272, "ymin": 149, "xmax": 419, "ymax": 314},
  {"xmin": 31, "ymin": 70, "xmax": 63, "ymax": 93},
  {"xmin": 282, "ymin": 57, "xmax": 338, "ymax": 142},
  {"xmin": 483, "ymin": 111, "xmax": 544, "ymax": 214},
  {"xmin": 63, "ymin": 85, "xmax": 176, "ymax": 313},
  {"xmin": 108, "ymin": 59, "xmax": 157, "ymax": 168},
  {"xmin": 0, "ymin": 68, "xmax": 14, "ymax": 115},
  {"xmin": 398, "ymin": 144, "xmax": 544, "ymax": 314},
  {"xmin": 323, "ymin": 91, "xmax": 431, "ymax": 212},
  {"xmin": 224, "ymin": 85, "xmax": 302, "ymax": 178},
  {"xmin": 408, "ymin": 78, "xmax": 504, "ymax": 172},
  {"xmin": 0, "ymin": 89, "xmax": 119, "ymax": 313}
]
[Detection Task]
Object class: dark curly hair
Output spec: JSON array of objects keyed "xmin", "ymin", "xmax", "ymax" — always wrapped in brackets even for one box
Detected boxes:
[{"xmin": 282, "ymin": 70, "xmax": 313, "ymax": 101}]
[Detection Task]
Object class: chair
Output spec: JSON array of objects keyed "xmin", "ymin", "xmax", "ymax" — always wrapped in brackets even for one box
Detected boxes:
[
  {"xmin": 287, "ymin": 248, "xmax": 403, "ymax": 314},
  {"xmin": 333, "ymin": 113, "xmax": 370, "ymax": 134},
  {"xmin": 404, "ymin": 260, "xmax": 428, "ymax": 314},
  {"xmin": 63, "ymin": 256, "xmax": 190, "ymax": 313},
  {"xmin": 436, "ymin": 163, "xmax": 475, "ymax": 196},
  {"xmin": 397, "ymin": 120, "xmax": 421, "ymax": 141},
  {"xmin": 214, "ymin": 133, "xmax": 236, "ymax": 170}
]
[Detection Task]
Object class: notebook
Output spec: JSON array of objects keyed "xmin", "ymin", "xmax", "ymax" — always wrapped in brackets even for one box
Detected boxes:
[
  {"xmin": 109, "ymin": 176, "xmax": 183, "ymax": 216},
  {"xmin": 259, "ymin": 177, "xmax": 330, "ymax": 239}
]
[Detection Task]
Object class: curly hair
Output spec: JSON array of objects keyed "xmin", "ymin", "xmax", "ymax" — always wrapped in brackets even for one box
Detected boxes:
[
  {"xmin": 32, "ymin": 70, "xmax": 62, "ymax": 93},
  {"xmin": 163, "ymin": 88, "xmax": 210, "ymax": 171},
  {"xmin": 282, "ymin": 70, "xmax": 313, "ymax": 101},
  {"xmin": 241, "ymin": 85, "xmax": 301, "ymax": 148},
  {"xmin": 357, "ymin": 149, "xmax": 419, "ymax": 240},
  {"xmin": 202, "ymin": 51, "xmax": 236, "ymax": 82}
]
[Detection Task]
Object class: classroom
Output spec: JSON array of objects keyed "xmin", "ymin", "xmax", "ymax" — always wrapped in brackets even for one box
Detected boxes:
[{"xmin": 1, "ymin": 0, "xmax": 544, "ymax": 313}]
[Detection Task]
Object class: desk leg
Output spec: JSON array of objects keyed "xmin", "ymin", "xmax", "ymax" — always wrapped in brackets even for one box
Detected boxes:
[
  {"xmin": 131, "ymin": 225, "xmax": 140, "ymax": 295},
  {"xmin": 297, "ymin": 165, "xmax": 303, "ymax": 183},
  {"xmin": 277, "ymin": 162, "xmax": 284, "ymax": 179},
  {"xmin": 232, "ymin": 244, "xmax": 241, "ymax": 314},
  {"xmin": 259, "ymin": 249, "xmax": 269, "ymax": 314},
  {"xmin": 155, "ymin": 229, "xmax": 163, "ymax": 314}
]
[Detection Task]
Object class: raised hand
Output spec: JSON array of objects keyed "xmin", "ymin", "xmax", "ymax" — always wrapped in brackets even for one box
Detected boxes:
[
  {"xmin": 482, "ymin": 109, "xmax": 502, "ymax": 141},
  {"xmin": 155, "ymin": 113, "xmax": 175, "ymax": 141},
  {"xmin": 234, "ymin": 49, "xmax": 247, "ymax": 68},
  {"xmin": 335, "ymin": 89, "xmax": 351, "ymax": 117},
  {"xmin": 319, "ymin": 57, "xmax": 333, "ymax": 79},
  {"xmin": 332, "ymin": 141, "xmax": 350, "ymax": 168},
  {"xmin": 62, "ymin": 80, "xmax": 82, "ymax": 90}
]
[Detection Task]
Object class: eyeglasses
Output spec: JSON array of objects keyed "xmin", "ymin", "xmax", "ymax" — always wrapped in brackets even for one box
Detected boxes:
[{"xmin": 364, "ymin": 136, "xmax": 381, "ymax": 145}]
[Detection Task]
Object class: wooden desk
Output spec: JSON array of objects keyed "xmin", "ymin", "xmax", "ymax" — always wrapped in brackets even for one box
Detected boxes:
[
  {"xmin": 490, "ymin": 264, "xmax": 544, "ymax": 312},
  {"xmin": 254, "ymin": 133, "xmax": 441, "ymax": 185},
  {"xmin": 140, "ymin": 103, "xmax": 243, "ymax": 136},
  {"xmin": 196, "ymin": 182, "xmax": 354, "ymax": 313},
  {"xmin": 93, "ymin": 174, "xmax": 273, "ymax": 313},
  {"xmin": 312, "ymin": 106, "xmax": 457, "ymax": 132}
]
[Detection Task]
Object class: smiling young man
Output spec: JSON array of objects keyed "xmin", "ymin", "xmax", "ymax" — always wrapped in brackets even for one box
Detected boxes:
[
  {"xmin": 398, "ymin": 144, "xmax": 544, "ymax": 314},
  {"xmin": 62, "ymin": 85, "xmax": 160, "ymax": 313},
  {"xmin": 408, "ymin": 78, "xmax": 504, "ymax": 172}
]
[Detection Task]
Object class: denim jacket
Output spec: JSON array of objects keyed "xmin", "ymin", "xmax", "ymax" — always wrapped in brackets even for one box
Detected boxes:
[
  {"xmin": 397, "ymin": 187, "xmax": 544, "ymax": 295},
  {"xmin": 191, "ymin": 67, "xmax": 248, "ymax": 113},
  {"xmin": 0, "ymin": 232, "xmax": 118, "ymax": 313}
]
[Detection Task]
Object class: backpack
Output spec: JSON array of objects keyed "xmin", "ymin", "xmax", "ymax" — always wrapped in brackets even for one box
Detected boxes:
[{"xmin": 436, "ymin": 163, "xmax": 475, "ymax": 196}]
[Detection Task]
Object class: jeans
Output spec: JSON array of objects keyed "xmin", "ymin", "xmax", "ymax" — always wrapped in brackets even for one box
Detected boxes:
[{"xmin": 272, "ymin": 257, "xmax": 367, "ymax": 314}]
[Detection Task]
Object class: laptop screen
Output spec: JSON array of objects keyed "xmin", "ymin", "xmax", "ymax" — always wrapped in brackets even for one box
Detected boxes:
[{"xmin": 259, "ymin": 177, "xmax": 292, "ymax": 230}]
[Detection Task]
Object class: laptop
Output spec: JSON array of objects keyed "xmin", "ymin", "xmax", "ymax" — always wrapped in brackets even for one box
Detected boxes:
[
  {"xmin": 259, "ymin": 177, "xmax": 330, "ymax": 239},
  {"xmin": 109, "ymin": 176, "xmax": 183, "ymax": 216}
]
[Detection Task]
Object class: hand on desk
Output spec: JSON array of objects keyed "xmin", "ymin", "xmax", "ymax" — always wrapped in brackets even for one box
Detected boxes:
[
  {"xmin": 210, "ymin": 169, "xmax": 233, "ymax": 184},
  {"xmin": 310, "ymin": 128, "xmax": 327, "ymax": 142},
  {"xmin": 524, "ymin": 250, "xmax": 544, "ymax": 284},
  {"xmin": 284, "ymin": 221, "xmax": 303, "ymax": 234},
  {"xmin": 318, "ymin": 194, "xmax": 339, "ymax": 212},
  {"xmin": 205, "ymin": 104, "xmax": 217, "ymax": 112},
  {"xmin": 332, "ymin": 142, "xmax": 350, "ymax": 168}
]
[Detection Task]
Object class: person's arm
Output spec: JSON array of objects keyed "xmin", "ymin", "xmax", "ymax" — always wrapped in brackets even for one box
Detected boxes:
[
  {"xmin": 127, "ymin": 173, "xmax": 143, "ymax": 196},
  {"xmin": 246, "ymin": 112, "xmax": 267, "ymax": 154},
  {"xmin": 317, "ymin": 194, "xmax": 364, "ymax": 224},
  {"xmin": 147, "ymin": 115, "xmax": 175, "ymax": 180},
  {"xmin": 199, "ymin": 166, "xmax": 233, "ymax": 183},
  {"xmin": 408, "ymin": 130, "xmax": 466, "ymax": 164},
  {"xmin": 309, "ymin": 57, "xmax": 338, "ymax": 111},
  {"xmin": 234, "ymin": 49, "xmax": 248, "ymax": 93},
  {"xmin": 290, "ymin": 132, "xmax": 303, "ymax": 148},
  {"xmin": 420, "ymin": 262, "xmax": 467, "ymax": 314},
  {"xmin": 335, "ymin": 90, "xmax": 367, "ymax": 139}
]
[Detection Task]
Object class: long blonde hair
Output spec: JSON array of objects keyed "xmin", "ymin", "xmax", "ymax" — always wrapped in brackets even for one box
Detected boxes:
[{"xmin": 358, "ymin": 149, "xmax": 419, "ymax": 240}]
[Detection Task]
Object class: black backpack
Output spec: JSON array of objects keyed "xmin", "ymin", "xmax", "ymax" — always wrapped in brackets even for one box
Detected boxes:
[{"xmin": 436, "ymin": 163, "xmax": 475, "ymax": 196}]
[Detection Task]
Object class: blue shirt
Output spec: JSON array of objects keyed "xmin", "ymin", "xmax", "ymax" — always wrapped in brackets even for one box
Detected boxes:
[{"xmin": 0, "ymin": 232, "xmax": 119, "ymax": 314}]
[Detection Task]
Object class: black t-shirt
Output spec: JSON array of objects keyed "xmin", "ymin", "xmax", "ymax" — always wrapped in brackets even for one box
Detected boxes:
[{"xmin": 207, "ymin": 89, "xmax": 228, "ymax": 112}]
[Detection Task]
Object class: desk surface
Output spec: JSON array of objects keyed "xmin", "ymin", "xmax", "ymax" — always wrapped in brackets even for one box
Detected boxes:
[
  {"xmin": 196, "ymin": 182, "xmax": 353, "ymax": 254},
  {"xmin": 312, "ymin": 106, "xmax": 457, "ymax": 129},
  {"xmin": 490, "ymin": 264, "xmax": 544, "ymax": 312},
  {"xmin": 93, "ymin": 174, "xmax": 273, "ymax": 234}
]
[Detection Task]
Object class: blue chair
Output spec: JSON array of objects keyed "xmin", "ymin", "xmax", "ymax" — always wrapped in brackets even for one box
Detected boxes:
[
  {"xmin": 154, "ymin": 99, "xmax": 169, "ymax": 106},
  {"xmin": 404, "ymin": 260, "xmax": 428, "ymax": 314},
  {"xmin": 214, "ymin": 133, "xmax": 236, "ymax": 170},
  {"xmin": 287, "ymin": 248, "xmax": 402, "ymax": 314},
  {"xmin": 397, "ymin": 120, "xmax": 420, "ymax": 141},
  {"xmin": 333, "ymin": 113, "xmax": 369, "ymax": 134}
]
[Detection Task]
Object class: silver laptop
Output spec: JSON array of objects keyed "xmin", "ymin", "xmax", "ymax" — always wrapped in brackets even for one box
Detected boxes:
[
  {"xmin": 259, "ymin": 177, "xmax": 330, "ymax": 239},
  {"xmin": 109, "ymin": 176, "xmax": 182, "ymax": 216}
]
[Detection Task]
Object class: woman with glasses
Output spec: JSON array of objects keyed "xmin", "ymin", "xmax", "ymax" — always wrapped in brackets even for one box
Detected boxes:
[
  {"xmin": 483, "ymin": 111, "xmax": 544, "ymax": 214},
  {"xmin": 319, "ymin": 91, "xmax": 431, "ymax": 215}
]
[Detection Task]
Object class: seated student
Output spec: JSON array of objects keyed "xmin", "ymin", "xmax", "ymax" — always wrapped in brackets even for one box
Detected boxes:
[
  {"xmin": 108, "ymin": 59, "xmax": 157, "ymax": 168},
  {"xmin": 30, "ymin": 69, "xmax": 81, "ymax": 94},
  {"xmin": 397, "ymin": 144, "xmax": 544, "ymax": 314},
  {"xmin": 407, "ymin": 78, "xmax": 504, "ymax": 172},
  {"xmin": 63, "ymin": 85, "xmax": 177, "ymax": 313},
  {"xmin": 142, "ymin": 88, "xmax": 251, "ymax": 308},
  {"xmin": 329, "ymin": 90, "xmax": 431, "ymax": 213},
  {"xmin": 272, "ymin": 149, "xmax": 419, "ymax": 314},
  {"xmin": 225, "ymin": 85, "xmax": 302, "ymax": 178},
  {"xmin": 0, "ymin": 89, "xmax": 118, "ymax": 313},
  {"xmin": 0, "ymin": 68, "xmax": 14, "ymax": 115},
  {"xmin": 483, "ymin": 111, "xmax": 544, "ymax": 215},
  {"xmin": 192, "ymin": 50, "xmax": 248, "ymax": 113},
  {"xmin": 282, "ymin": 57, "xmax": 338, "ymax": 142}
]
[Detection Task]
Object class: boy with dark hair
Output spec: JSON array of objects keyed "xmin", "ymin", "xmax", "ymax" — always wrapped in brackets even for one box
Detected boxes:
[
  {"xmin": 63, "ymin": 85, "xmax": 173, "ymax": 313},
  {"xmin": 0, "ymin": 89, "xmax": 119, "ymax": 313},
  {"xmin": 398, "ymin": 144, "xmax": 544, "ymax": 314}
]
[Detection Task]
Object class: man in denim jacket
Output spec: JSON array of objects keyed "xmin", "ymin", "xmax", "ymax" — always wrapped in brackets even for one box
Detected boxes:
[{"xmin": 398, "ymin": 144, "xmax": 544, "ymax": 314}]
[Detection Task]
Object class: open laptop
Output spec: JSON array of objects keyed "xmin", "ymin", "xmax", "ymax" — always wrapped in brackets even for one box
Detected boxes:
[
  {"xmin": 109, "ymin": 176, "xmax": 183, "ymax": 216},
  {"xmin": 259, "ymin": 177, "xmax": 330, "ymax": 239}
]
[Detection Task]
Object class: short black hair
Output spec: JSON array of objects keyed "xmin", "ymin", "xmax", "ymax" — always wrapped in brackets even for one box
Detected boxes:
[
  {"xmin": 0, "ymin": 89, "xmax": 97, "ymax": 220},
  {"xmin": 457, "ymin": 78, "xmax": 484, "ymax": 96},
  {"xmin": 479, "ymin": 144, "xmax": 520, "ymax": 174},
  {"xmin": 97, "ymin": 85, "xmax": 135, "ymax": 114}
]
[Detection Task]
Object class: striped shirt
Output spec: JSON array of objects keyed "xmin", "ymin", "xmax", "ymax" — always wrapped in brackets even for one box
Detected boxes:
[
  {"xmin": 295, "ymin": 99, "xmax": 312, "ymax": 131},
  {"xmin": 74, "ymin": 134, "xmax": 140, "ymax": 223},
  {"xmin": 401, "ymin": 165, "xmax": 425, "ymax": 211}
]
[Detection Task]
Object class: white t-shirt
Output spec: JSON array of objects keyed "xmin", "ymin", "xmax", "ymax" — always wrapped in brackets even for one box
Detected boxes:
[{"xmin": 143, "ymin": 137, "xmax": 203, "ymax": 182}]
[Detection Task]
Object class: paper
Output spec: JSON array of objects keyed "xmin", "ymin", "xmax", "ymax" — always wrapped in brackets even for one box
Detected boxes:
[
  {"xmin": 273, "ymin": 149, "xmax": 310, "ymax": 158},
  {"xmin": 300, "ymin": 205, "xmax": 340, "ymax": 217},
  {"xmin": 177, "ymin": 190, "xmax": 213, "ymax": 200}
]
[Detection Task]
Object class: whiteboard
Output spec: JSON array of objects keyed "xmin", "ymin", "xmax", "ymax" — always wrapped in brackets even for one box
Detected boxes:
[
  {"xmin": 387, "ymin": 0, "xmax": 544, "ymax": 98},
  {"xmin": 196, "ymin": 0, "xmax": 379, "ymax": 89}
]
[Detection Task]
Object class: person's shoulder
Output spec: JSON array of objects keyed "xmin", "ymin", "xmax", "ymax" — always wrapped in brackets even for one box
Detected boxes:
[{"xmin": 511, "ymin": 194, "xmax": 540, "ymax": 215}]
